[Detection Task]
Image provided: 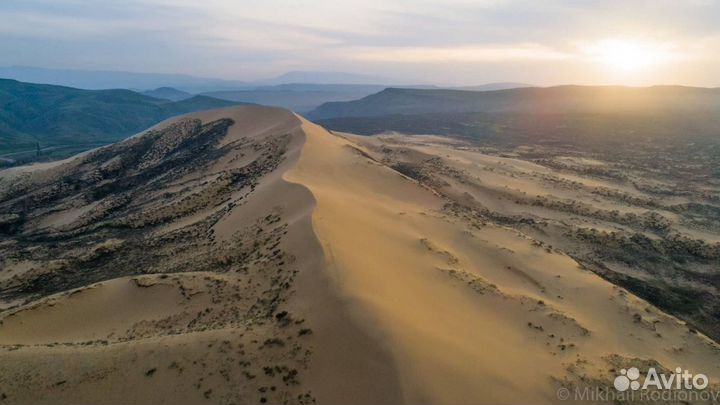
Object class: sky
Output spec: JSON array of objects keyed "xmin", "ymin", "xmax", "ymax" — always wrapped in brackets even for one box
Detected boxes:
[{"xmin": 0, "ymin": 0, "xmax": 719, "ymax": 86}]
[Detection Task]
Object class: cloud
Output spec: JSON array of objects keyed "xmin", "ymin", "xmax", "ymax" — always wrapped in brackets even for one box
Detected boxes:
[
  {"xmin": 348, "ymin": 44, "xmax": 571, "ymax": 63},
  {"xmin": 0, "ymin": 0, "xmax": 719, "ymax": 85}
]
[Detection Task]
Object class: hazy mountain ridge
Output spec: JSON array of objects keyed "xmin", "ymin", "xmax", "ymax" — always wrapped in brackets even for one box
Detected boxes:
[
  {"xmin": 257, "ymin": 71, "xmax": 395, "ymax": 85},
  {"xmin": 0, "ymin": 79, "xmax": 244, "ymax": 161},
  {"xmin": 0, "ymin": 66, "xmax": 249, "ymax": 93},
  {"xmin": 201, "ymin": 84, "xmax": 389, "ymax": 113},
  {"xmin": 1, "ymin": 66, "xmax": 535, "ymax": 115},
  {"xmin": 141, "ymin": 87, "xmax": 193, "ymax": 101},
  {"xmin": 308, "ymin": 85, "xmax": 720, "ymax": 120},
  {"xmin": 0, "ymin": 77, "xmax": 535, "ymax": 164},
  {"xmin": 200, "ymin": 84, "xmax": 531, "ymax": 114},
  {"xmin": 201, "ymin": 84, "xmax": 440, "ymax": 113},
  {"xmin": 0, "ymin": 66, "xmax": 396, "ymax": 92},
  {"xmin": 451, "ymin": 82, "xmax": 531, "ymax": 91}
]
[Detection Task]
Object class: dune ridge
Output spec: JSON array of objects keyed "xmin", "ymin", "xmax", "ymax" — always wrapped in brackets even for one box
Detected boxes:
[
  {"xmin": 1, "ymin": 105, "xmax": 719, "ymax": 404},
  {"xmin": 0, "ymin": 105, "xmax": 400, "ymax": 404},
  {"xmin": 284, "ymin": 115, "xmax": 720, "ymax": 403}
]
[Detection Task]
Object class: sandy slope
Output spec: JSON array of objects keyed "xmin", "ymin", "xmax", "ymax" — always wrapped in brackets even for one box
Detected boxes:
[
  {"xmin": 1, "ymin": 105, "xmax": 719, "ymax": 404},
  {"xmin": 285, "ymin": 117, "xmax": 720, "ymax": 403},
  {"xmin": 0, "ymin": 106, "xmax": 399, "ymax": 404}
]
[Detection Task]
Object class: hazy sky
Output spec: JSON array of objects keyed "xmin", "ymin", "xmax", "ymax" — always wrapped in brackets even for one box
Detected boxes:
[{"xmin": 1, "ymin": 0, "xmax": 719, "ymax": 86}]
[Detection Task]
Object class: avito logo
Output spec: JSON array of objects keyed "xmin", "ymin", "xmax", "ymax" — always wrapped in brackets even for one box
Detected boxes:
[{"xmin": 614, "ymin": 367, "xmax": 709, "ymax": 392}]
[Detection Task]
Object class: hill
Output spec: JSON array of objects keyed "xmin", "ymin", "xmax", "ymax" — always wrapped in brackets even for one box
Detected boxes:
[
  {"xmin": 1, "ymin": 105, "xmax": 719, "ymax": 403},
  {"xmin": 452, "ymin": 82, "xmax": 531, "ymax": 91},
  {"xmin": 0, "ymin": 66, "xmax": 398, "ymax": 91},
  {"xmin": 202, "ymin": 84, "xmax": 389, "ymax": 113},
  {"xmin": 0, "ymin": 79, "xmax": 243, "ymax": 162},
  {"xmin": 307, "ymin": 85, "xmax": 720, "ymax": 120},
  {"xmin": 259, "ymin": 70, "xmax": 395, "ymax": 85},
  {"xmin": 202, "ymin": 84, "xmax": 446, "ymax": 113},
  {"xmin": 140, "ymin": 87, "xmax": 193, "ymax": 101},
  {"xmin": 0, "ymin": 65, "xmax": 249, "ymax": 92}
]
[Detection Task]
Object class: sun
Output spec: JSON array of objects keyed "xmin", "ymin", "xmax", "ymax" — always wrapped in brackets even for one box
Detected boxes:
[{"xmin": 584, "ymin": 39, "xmax": 673, "ymax": 73}]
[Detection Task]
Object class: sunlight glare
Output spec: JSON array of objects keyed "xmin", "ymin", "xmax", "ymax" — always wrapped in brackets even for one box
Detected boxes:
[{"xmin": 584, "ymin": 39, "xmax": 673, "ymax": 73}]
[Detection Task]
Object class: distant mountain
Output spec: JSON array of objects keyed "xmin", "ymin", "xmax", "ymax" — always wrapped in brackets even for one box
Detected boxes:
[
  {"xmin": 250, "ymin": 83, "xmax": 402, "ymax": 92},
  {"xmin": 203, "ymin": 83, "xmax": 442, "ymax": 113},
  {"xmin": 451, "ymin": 82, "xmax": 531, "ymax": 91},
  {"xmin": 0, "ymin": 79, "xmax": 244, "ymax": 161},
  {"xmin": 0, "ymin": 66, "xmax": 402, "ymax": 92},
  {"xmin": 141, "ymin": 87, "xmax": 193, "ymax": 101},
  {"xmin": 260, "ymin": 71, "xmax": 396, "ymax": 85},
  {"xmin": 0, "ymin": 66, "xmax": 249, "ymax": 93},
  {"xmin": 307, "ymin": 85, "xmax": 720, "ymax": 120},
  {"xmin": 203, "ymin": 84, "xmax": 387, "ymax": 113}
]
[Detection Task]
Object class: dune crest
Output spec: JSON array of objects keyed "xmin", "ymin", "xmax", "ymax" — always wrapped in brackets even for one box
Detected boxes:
[
  {"xmin": 285, "ymin": 115, "xmax": 720, "ymax": 403},
  {"xmin": 1, "ymin": 105, "xmax": 719, "ymax": 404},
  {"xmin": 0, "ymin": 106, "xmax": 398, "ymax": 404}
]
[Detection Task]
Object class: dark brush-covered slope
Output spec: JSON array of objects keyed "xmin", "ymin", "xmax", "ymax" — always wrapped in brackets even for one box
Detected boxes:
[
  {"xmin": 0, "ymin": 107, "xmax": 296, "ymax": 300},
  {"xmin": 307, "ymin": 85, "xmax": 720, "ymax": 120}
]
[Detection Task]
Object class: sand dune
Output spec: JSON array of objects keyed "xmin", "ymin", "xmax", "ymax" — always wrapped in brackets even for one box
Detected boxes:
[
  {"xmin": 285, "ymin": 117, "xmax": 720, "ymax": 403},
  {"xmin": 1, "ymin": 105, "xmax": 719, "ymax": 404}
]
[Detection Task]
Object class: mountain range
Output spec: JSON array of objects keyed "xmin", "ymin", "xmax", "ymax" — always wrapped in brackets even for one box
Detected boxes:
[
  {"xmin": 0, "ymin": 79, "xmax": 243, "ymax": 160},
  {"xmin": 0, "ymin": 66, "xmax": 248, "ymax": 93},
  {"xmin": 0, "ymin": 66, "xmax": 398, "ymax": 92},
  {"xmin": 141, "ymin": 87, "xmax": 193, "ymax": 101},
  {"xmin": 307, "ymin": 85, "xmax": 720, "ymax": 119},
  {"xmin": 0, "ymin": 66, "xmax": 535, "ymax": 115},
  {"xmin": 199, "ymin": 83, "xmax": 530, "ymax": 113}
]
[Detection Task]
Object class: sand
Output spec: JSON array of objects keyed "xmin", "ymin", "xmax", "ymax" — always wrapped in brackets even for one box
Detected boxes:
[
  {"xmin": 1, "ymin": 105, "xmax": 719, "ymax": 404},
  {"xmin": 284, "ymin": 117, "xmax": 720, "ymax": 403},
  {"xmin": 0, "ymin": 106, "xmax": 403, "ymax": 404}
]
